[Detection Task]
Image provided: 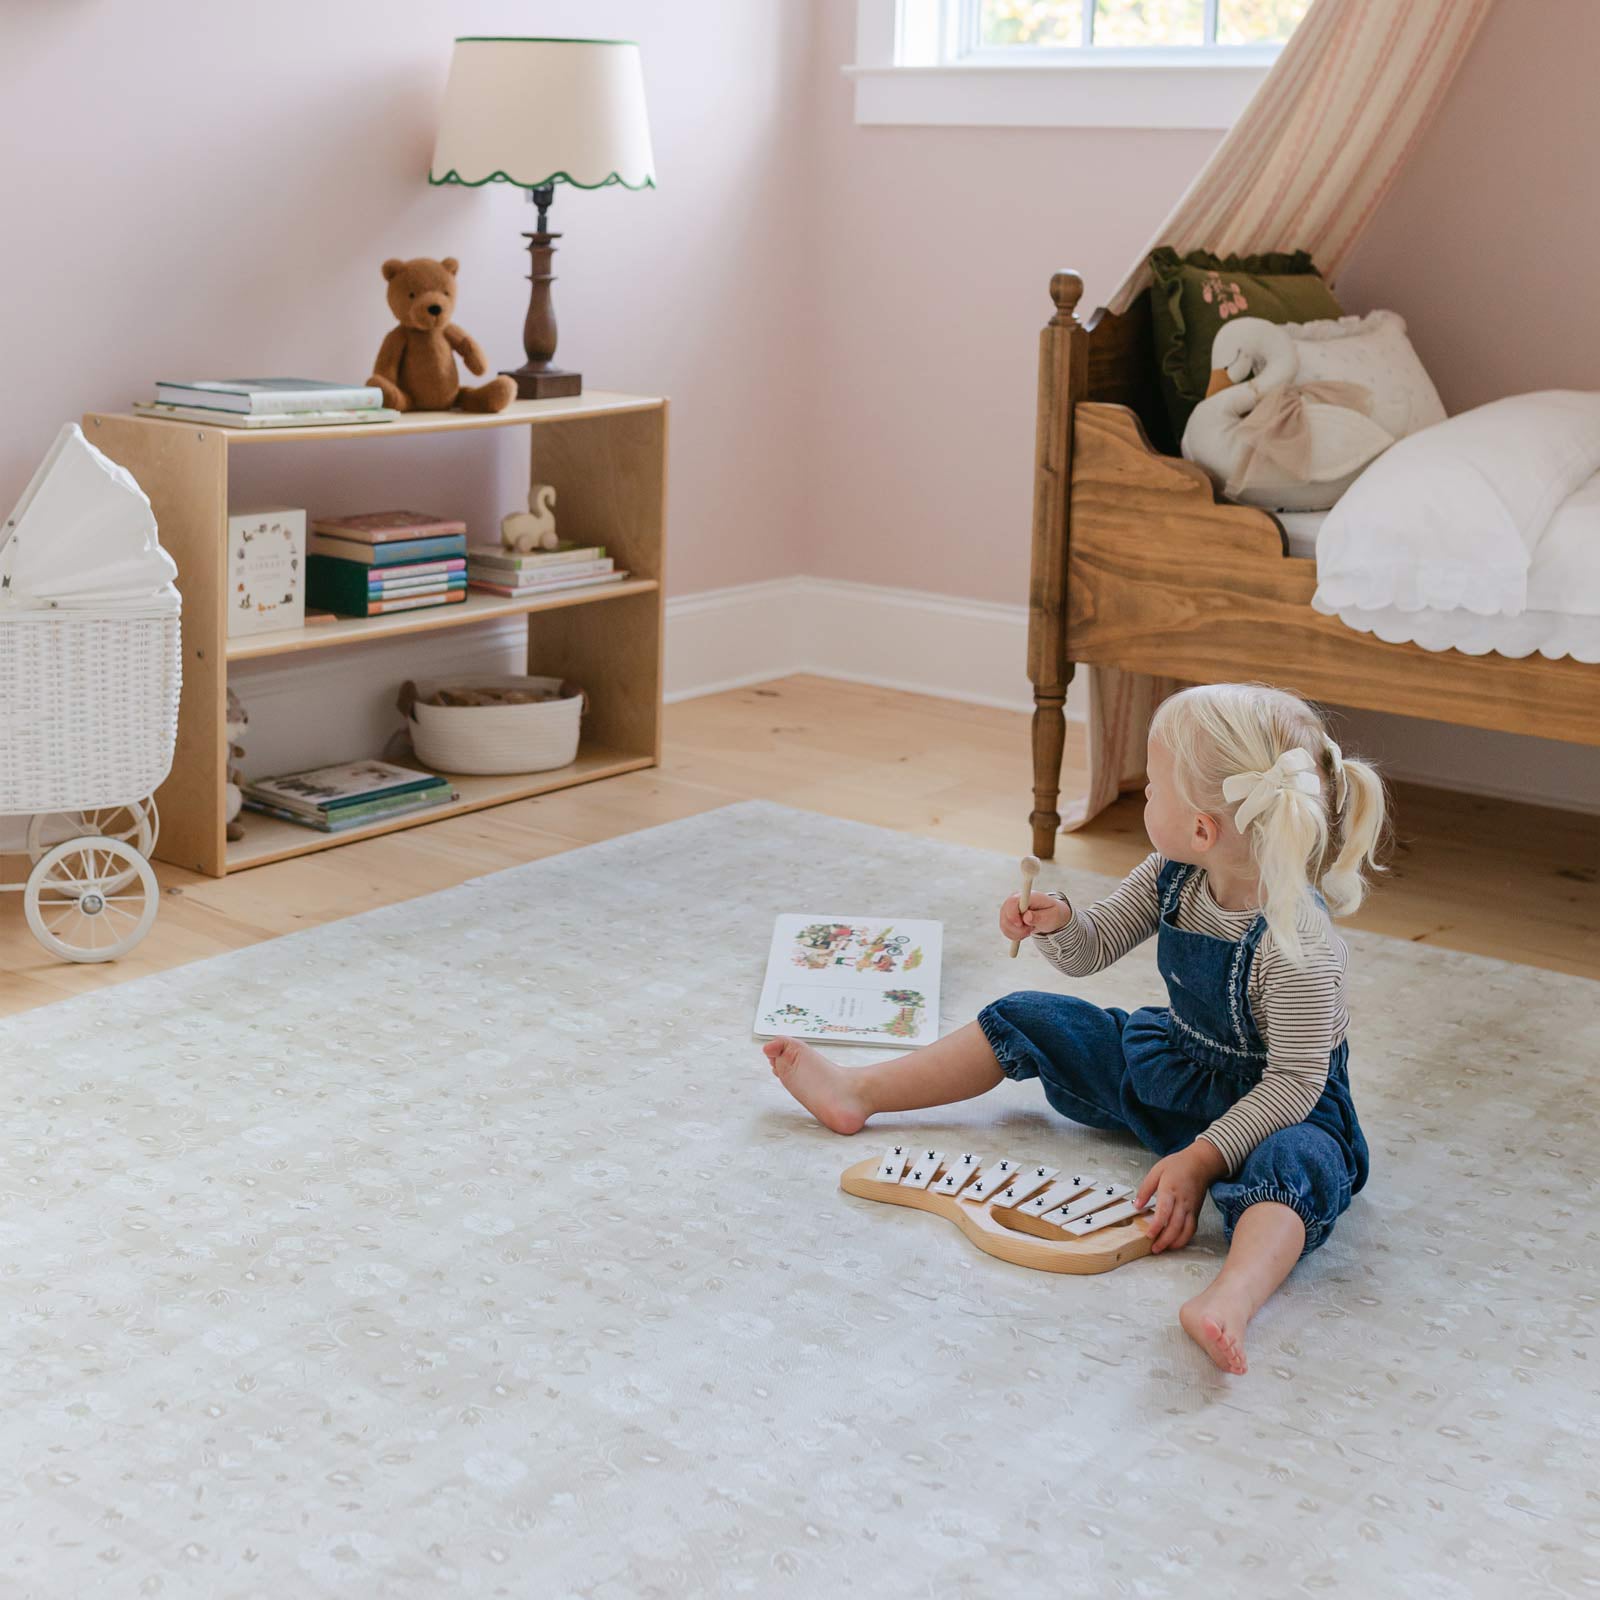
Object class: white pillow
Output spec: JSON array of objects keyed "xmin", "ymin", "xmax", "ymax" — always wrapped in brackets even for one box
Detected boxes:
[
  {"xmin": 1288, "ymin": 310, "xmax": 1446, "ymax": 442},
  {"xmin": 1314, "ymin": 390, "xmax": 1600, "ymax": 618}
]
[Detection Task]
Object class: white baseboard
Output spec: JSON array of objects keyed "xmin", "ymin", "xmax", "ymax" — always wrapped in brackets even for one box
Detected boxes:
[
  {"xmin": 664, "ymin": 576, "xmax": 1599, "ymax": 815},
  {"xmin": 665, "ymin": 575, "xmax": 1071, "ymax": 717}
]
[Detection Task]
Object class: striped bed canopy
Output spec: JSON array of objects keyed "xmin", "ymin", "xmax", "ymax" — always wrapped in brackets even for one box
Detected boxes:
[{"xmin": 1068, "ymin": 0, "xmax": 1497, "ymax": 831}]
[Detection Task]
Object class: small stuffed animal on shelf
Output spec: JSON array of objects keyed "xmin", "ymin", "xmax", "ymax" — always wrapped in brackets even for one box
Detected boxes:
[
  {"xmin": 500, "ymin": 483, "xmax": 559, "ymax": 552},
  {"xmin": 366, "ymin": 256, "xmax": 515, "ymax": 415},
  {"xmin": 224, "ymin": 688, "xmax": 249, "ymax": 841}
]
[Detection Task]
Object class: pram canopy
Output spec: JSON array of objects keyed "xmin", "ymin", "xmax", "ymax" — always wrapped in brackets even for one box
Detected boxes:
[{"xmin": 1, "ymin": 424, "xmax": 180, "ymax": 616}]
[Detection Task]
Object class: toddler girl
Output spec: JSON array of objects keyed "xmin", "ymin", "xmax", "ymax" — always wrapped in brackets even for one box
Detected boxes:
[{"xmin": 765, "ymin": 683, "xmax": 1385, "ymax": 1375}]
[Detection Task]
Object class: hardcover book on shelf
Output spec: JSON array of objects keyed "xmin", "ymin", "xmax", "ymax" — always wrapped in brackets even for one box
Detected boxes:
[
  {"xmin": 468, "ymin": 568, "xmax": 627, "ymax": 599},
  {"xmin": 310, "ymin": 510, "xmax": 468, "ymax": 544},
  {"xmin": 357, "ymin": 557, "xmax": 465, "ymax": 583},
  {"xmin": 243, "ymin": 760, "xmax": 445, "ymax": 814},
  {"xmin": 307, "ymin": 554, "xmax": 468, "ymax": 616},
  {"xmin": 153, "ymin": 379, "xmax": 384, "ymax": 415},
  {"xmin": 754, "ymin": 914, "xmax": 944, "ymax": 1048},
  {"xmin": 227, "ymin": 506, "xmax": 305, "ymax": 637},
  {"xmin": 465, "ymin": 556, "xmax": 612, "ymax": 584},
  {"xmin": 465, "ymin": 542, "xmax": 606, "ymax": 571},
  {"xmin": 243, "ymin": 784, "xmax": 456, "ymax": 832},
  {"xmin": 134, "ymin": 402, "xmax": 400, "ymax": 429},
  {"xmin": 306, "ymin": 533, "xmax": 468, "ymax": 566},
  {"xmin": 363, "ymin": 576, "xmax": 464, "ymax": 601}
]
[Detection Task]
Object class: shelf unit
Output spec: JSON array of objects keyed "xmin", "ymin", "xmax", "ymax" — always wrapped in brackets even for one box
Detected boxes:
[{"xmin": 83, "ymin": 393, "xmax": 667, "ymax": 877}]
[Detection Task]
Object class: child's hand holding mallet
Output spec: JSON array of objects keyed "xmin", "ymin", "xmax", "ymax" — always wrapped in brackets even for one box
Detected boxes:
[{"xmin": 1002, "ymin": 855, "xmax": 1071, "ymax": 954}]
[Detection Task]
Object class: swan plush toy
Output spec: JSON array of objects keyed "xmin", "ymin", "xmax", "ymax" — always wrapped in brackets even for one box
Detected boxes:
[{"xmin": 1181, "ymin": 317, "xmax": 1395, "ymax": 512}]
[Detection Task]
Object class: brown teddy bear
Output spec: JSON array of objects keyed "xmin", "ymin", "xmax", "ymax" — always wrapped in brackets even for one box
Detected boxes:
[{"xmin": 367, "ymin": 256, "xmax": 515, "ymax": 414}]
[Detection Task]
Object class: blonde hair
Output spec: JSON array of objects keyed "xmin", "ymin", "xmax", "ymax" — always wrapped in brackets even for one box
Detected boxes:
[{"xmin": 1149, "ymin": 683, "xmax": 1386, "ymax": 962}]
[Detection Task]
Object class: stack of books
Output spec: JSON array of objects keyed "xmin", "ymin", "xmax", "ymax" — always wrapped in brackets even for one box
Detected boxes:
[
  {"xmin": 466, "ymin": 542, "xmax": 627, "ymax": 598},
  {"xmin": 242, "ymin": 760, "xmax": 456, "ymax": 833},
  {"xmin": 134, "ymin": 378, "xmax": 400, "ymax": 429},
  {"xmin": 306, "ymin": 511, "xmax": 469, "ymax": 617}
]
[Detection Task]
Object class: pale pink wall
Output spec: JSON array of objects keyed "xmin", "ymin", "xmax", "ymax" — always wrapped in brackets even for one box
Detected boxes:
[
  {"xmin": 1338, "ymin": 0, "xmax": 1600, "ymax": 413},
  {"xmin": 806, "ymin": 0, "xmax": 1220, "ymax": 606},
  {"xmin": 0, "ymin": 0, "xmax": 814, "ymax": 596}
]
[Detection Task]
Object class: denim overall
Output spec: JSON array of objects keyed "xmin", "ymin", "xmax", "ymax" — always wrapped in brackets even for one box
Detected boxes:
[{"xmin": 977, "ymin": 860, "xmax": 1368, "ymax": 1255}]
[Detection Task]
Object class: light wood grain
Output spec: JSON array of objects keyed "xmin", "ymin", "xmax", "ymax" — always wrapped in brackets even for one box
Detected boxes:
[
  {"xmin": 121, "ymin": 392, "xmax": 663, "ymax": 445},
  {"xmin": 2, "ymin": 677, "xmax": 1593, "ymax": 1020},
  {"xmin": 839, "ymin": 1156, "xmax": 1153, "ymax": 1275},
  {"xmin": 225, "ymin": 579, "xmax": 658, "ymax": 661},
  {"xmin": 1025, "ymin": 271, "xmax": 1599, "ymax": 878},
  {"xmin": 1066, "ymin": 404, "xmax": 1599, "ymax": 739},
  {"xmin": 82, "ymin": 396, "xmax": 667, "ymax": 878},
  {"xmin": 83, "ymin": 414, "xmax": 230, "ymax": 877}
]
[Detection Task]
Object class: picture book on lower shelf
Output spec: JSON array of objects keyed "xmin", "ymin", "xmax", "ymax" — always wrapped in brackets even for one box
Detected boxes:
[{"xmin": 754, "ymin": 914, "xmax": 943, "ymax": 1048}]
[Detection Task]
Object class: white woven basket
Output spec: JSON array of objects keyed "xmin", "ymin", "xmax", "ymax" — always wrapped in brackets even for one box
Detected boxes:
[
  {"xmin": 0, "ymin": 612, "xmax": 182, "ymax": 814},
  {"xmin": 405, "ymin": 675, "xmax": 584, "ymax": 776}
]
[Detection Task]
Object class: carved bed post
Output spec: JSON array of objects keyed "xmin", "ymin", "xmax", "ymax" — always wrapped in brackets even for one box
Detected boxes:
[{"xmin": 1027, "ymin": 270, "xmax": 1090, "ymax": 860}]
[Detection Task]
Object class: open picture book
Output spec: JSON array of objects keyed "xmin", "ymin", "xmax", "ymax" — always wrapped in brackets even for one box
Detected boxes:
[{"xmin": 753, "ymin": 914, "xmax": 944, "ymax": 1048}]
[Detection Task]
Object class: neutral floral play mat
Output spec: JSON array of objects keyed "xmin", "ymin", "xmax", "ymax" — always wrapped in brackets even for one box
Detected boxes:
[{"xmin": 1, "ymin": 801, "xmax": 1593, "ymax": 1598}]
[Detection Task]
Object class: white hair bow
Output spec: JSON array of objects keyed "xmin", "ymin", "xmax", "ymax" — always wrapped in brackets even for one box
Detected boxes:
[{"xmin": 1221, "ymin": 747, "xmax": 1321, "ymax": 831}]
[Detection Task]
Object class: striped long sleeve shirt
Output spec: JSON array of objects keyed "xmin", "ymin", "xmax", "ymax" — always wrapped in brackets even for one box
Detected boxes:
[{"xmin": 1033, "ymin": 853, "xmax": 1348, "ymax": 1175}]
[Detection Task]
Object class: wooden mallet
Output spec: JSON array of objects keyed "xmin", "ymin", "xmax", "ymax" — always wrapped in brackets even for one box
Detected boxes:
[{"xmin": 1009, "ymin": 854, "xmax": 1041, "ymax": 957}]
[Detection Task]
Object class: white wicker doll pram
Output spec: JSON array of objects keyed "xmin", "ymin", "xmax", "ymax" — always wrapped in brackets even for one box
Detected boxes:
[{"xmin": 1, "ymin": 424, "xmax": 181, "ymax": 961}]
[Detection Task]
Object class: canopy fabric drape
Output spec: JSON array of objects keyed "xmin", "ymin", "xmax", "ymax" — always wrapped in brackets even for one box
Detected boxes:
[{"xmin": 1064, "ymin": 0, "xmax": 1496, "ymax": 831}]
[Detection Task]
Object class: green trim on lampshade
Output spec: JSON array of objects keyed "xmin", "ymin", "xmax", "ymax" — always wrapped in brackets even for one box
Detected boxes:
[
  {"xmin": 428, "ymin": 168, "xmax": 656, "ymax": 192},
  {"xmin": 452, "ymin": 36, "xmax": 640, "ymax": 46}
]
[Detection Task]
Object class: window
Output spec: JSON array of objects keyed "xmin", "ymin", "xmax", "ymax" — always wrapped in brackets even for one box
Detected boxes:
[
  {"xmin": 965, "ymin": 0, "xmax": 1312, "ymax": 56},
  {"xmin": 849, "ymin": 0, "xmax": 1312, "ymax": 129}
]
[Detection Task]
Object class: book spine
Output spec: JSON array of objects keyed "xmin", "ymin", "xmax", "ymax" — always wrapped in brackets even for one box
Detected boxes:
[
  {"xmin": 468, "ymin": 545, "xmax": 606, "ymax": 571},
  {"xmin": 467, "ymin": 571, "xmax": 626, "ymax": 598},
  {"xmin": 466, "ymin": 558, "xmax": 612, "ymax": 582},
  {"xmin": 244, "ymin": 388, "xmax": 383, "ymax": 415},
  {"xmin": 367, "ymin": 574, "xmax": 469, "ymax": 594},
  {"xmin": 306, "ymin": 536, "xmax": 468, "ymax": 566},
  {"xmin": 365, "ymin": 589, "xmax": 468, "ymax": 616},
  {"xmin": 157, "ymin": 386, "xmax": 382, "ymax": 415},
  {"xmin": 364, "ymin": 558, "xmax": 466, "ymax": 581},
  {"xmin": 310, "ymin": 519, "xmax": 469, "ymax": 544}
]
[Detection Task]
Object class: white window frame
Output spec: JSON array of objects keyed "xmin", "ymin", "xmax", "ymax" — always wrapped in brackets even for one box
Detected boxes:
[{"xmin": 847, "ymin": 0, "xmax": 1286, "ymax": 130}]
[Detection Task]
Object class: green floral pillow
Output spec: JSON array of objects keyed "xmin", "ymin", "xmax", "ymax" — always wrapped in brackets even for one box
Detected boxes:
[{"xmin": 1148, "ymin": 247, "xmax": 1344, "ymax": 442}]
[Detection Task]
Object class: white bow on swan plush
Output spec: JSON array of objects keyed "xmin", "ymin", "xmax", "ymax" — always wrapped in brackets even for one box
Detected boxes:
[
  {"xmin": 501, "ymin": 483, "xmax": 559, "ymax": 552},
  {"xmin": 1181, "ymin": 317, "xmax": 1395, "ymax": 512}
]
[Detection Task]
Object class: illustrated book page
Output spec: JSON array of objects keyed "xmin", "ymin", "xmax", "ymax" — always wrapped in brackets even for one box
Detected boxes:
[{"xmin": 754, "ymin": 915, "xmax": 943, "ymax": 1049}]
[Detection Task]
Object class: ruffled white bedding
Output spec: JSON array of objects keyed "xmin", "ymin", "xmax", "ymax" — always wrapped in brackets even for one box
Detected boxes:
[{"xmin": 1310, "ymin": 392, "xmax": 1600, "ymax": 662}]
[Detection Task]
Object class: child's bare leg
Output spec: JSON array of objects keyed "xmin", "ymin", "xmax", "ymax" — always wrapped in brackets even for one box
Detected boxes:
[
  {"xmin": 1178, "ymin": 1201, "xmax": 1304, "ymax": 1375},
  {"xmin": 763, "ymin": 1022, "xmax": 1004, "ymax": 1135}
]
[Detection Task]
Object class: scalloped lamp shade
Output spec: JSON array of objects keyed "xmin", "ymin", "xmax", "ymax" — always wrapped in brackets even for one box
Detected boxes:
[{"xmin": 429, "ymin": 37, "xmax": 656, "ymax": 192}]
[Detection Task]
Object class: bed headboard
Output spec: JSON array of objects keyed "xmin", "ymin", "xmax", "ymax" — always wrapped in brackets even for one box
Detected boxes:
[{"xmin": 1046, "ymin": 272, "xmax": 1173, "ymax": 456}]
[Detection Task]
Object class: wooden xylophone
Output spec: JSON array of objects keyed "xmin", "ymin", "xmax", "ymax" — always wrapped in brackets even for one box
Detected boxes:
[{"xmin": 839, "ymin": 1143, "xmax": 1157, "ymax": 1275}]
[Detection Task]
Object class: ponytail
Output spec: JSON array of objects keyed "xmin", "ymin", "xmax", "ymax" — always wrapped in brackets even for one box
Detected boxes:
[{"xmin": 1320, "ymin": 755, "xmax": 1386, "ymax": 915}]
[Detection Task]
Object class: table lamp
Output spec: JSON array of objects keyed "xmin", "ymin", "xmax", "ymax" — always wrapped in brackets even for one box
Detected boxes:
[{"xmin": 429, "ymin": 36, "xmax": 656, "ymax": 399}]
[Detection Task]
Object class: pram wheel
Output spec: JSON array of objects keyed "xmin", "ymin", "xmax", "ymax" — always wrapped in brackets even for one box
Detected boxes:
[
  {"xmin": 26, "ymin": 799, "xmax": 158, "ymax": 893},
  {"xmin": 24, "ymin": 836, "xmax": 159, "ymax": 962}
]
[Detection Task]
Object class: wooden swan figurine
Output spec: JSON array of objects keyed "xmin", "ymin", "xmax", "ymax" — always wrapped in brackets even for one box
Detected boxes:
[
  {"xmin": 1180, "ymin": 318, "xmax": 1394, "ymax": 512},
  {"xmin": 501, "ymin": 483, "xmax": 559, "ymax": 552}
]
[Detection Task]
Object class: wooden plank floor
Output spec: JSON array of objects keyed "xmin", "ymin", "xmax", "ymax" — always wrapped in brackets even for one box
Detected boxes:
[{"xmin": 1, "ymin": 674, "xmax": 1595, "ymax": 1017}]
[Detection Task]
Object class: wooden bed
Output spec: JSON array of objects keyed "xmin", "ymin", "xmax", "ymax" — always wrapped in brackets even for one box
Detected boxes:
[{"xmin": 1026, "ymin": 270, "xmax": 1600, "ymax": 859}]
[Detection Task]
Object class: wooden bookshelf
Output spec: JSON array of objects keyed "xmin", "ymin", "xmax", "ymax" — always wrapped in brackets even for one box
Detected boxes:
[{"xmin": 83, "ymin": 393, "xmax": 668, "ymax": 877}]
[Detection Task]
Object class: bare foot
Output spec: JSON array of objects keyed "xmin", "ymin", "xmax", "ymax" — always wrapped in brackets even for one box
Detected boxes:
[
  {"xmin": 1179, "ymin": 1289, "xmax": 1250, "ymax": 1375},
  {"xmin": 763, "ymin": 1037, "xmax": 871, "ymax": 1134}
]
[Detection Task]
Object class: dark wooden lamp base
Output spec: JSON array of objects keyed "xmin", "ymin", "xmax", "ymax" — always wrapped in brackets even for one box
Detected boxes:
[
  {"xmin": 501, "ymin": 362, "xmax": 582, "ymax": 401},
  {"xmin": 503, "ymin": 184, "xmax": 583, "ymax": 400}
]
